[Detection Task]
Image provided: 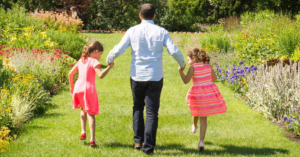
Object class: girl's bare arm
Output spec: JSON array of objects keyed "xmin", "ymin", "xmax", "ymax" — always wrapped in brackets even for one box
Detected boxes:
[
  {"xmin": 94, "ymin": 62, "xmax": 114, "ymax": 79},
  {"xmin": 211, "ymin": 67, "xmax": 217, "ymax": 82},
  {"xmin": 68, "ymin": 64, "xmax": 78, "ymax": 94},
  {"xmin": 179, "ymin": 66, "xmax": 194, "ymax": 84}
]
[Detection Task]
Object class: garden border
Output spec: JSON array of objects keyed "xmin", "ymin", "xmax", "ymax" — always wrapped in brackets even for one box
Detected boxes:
[{"xmin": 81, "ymin": 30, "xmax": 206, "ymax": 34}]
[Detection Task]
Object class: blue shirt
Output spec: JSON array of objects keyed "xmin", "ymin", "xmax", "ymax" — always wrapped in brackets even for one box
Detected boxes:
[{"xmin": 106, "ymin": 20, "xmax": 185, "ymax": 81}]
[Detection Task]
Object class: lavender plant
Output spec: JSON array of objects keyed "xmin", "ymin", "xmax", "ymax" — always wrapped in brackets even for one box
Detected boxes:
[
  {"xmin": 282, "ymin": 106, "xmax": 300, "ymax": 136},
  {"xmin": 245, "ymin": 61, "xmax": 300, "ymax": 121},
  {"xmin": 215, "ymin": 61, "xmax": 257, "ymax": 94}
]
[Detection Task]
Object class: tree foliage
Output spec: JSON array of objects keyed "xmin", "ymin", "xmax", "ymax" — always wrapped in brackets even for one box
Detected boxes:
[{"xmin": 1, "ymin": 0, "xmax": 300, "ymax": 31}]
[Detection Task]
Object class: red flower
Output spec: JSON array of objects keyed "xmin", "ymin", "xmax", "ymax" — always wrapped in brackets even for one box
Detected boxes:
[
  {"xmin": 65, "ymin": 56, "xmax": 69, "ymax": 58},
  {"xmin": 57, "ymin": 54, "xmax": 62, "ymax": 58},
  {"xmin": 65, "ymin": 51, "xmax": 70, "ymax": 54}
]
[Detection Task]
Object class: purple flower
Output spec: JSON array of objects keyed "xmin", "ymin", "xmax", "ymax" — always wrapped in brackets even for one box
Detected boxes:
[
  {"xmin": 250, "ymin": 65, "xmax": 255, "ymax": 69},
  {"xmin": 43, "ymin": 85, "xmax": 45, "ymax": 88},
  {"xmin": 239, "ymin": 61, "xmax": 243, "ymax": 65},
  {"xmin": 254, "ymin": 67, "xmax": 258, "ymax": 71},
  {"xmin": 284, "ymin": 116, "xmax": 288, "ymax": 121},
  {"xmin": 289, "ymin": 124, "xmax": 293, "ymax": 128},
  {"xmin": 54, "ymin": 69, "xmax": 56, "ymax": 73},
  {"xmin": 281, "ymin": 120, "xmax": 284, "ymax": 124},
  {"xmin": 38, "ymin": 78, "xmax": 41, "ymax": 82},
  {"xmin": 294, "ymin": 117, "xmax": 297, "ymax": 120}
]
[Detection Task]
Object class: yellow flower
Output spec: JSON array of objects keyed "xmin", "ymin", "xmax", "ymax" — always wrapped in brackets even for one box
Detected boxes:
[
  {"xmin": 45, "ymin": 40, "xmax": 51, "ymax": 47},
  {"xmin": 41, "ymin": 32, "xmax": 47, "ymax": 39},
  {"xmin": 11, "ymin": 37, "xmax": 17, "ymax": 42},
  {"xmin": 0, "ymin": 108, "xmax": 3, "ymax": 111},
  {"xmin": 5, "ymin": 108, "xmax": 11, "ymax": 112},
  {"xmin": 49, "ymin": 42, "xmax": 54, "ymax": 47},
  {"xmin": 12, "ymin": 77, "xmax": 18, "ymax": 82},
  {"xmin": 23, "ymin": 33, "xmax": 30, "ymax": 39}
]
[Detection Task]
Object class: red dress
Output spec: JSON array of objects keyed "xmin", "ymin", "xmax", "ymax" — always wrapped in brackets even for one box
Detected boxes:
[
  {"xmin": 72, "ymin": 57, "xmax": 101, "ymax": 115},
  {"xmin": 186, "ymin": 63, "xmax": 227, "ymax": 116}
]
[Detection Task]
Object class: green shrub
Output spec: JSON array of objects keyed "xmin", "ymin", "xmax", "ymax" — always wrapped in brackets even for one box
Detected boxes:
[
  {"xmin": 46, "ymin": 30, "xmax": 86, "ymax": 60},
  {"xmin": 200, "ymin": 29, "xmax": 233, "ymax": 53},
  {"xmin": 233, "ymin": 32, "xmax": 279, "ymax": 63}
]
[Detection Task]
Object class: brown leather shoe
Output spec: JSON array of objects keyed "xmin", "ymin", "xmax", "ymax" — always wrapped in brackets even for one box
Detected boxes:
[{"xmin": 134, "ymin": 143, "xmax": 143, "ymax": 149}]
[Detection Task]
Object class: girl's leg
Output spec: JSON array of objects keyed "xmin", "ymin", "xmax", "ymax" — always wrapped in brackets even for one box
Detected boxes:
[
  {"xmin": 200, "ymin": 116, "xmax": 207, "ymax": 141},
  {"xmin": 81, "ymin": 110, "xmax": 87, "ymax": 133},
  {"xmin": 87, "ymin": 113, "xmax": 96, "ymax": 140},
  {"xmin": 193, "ymin": 116, "xmax": 199, "ymax": 127}
]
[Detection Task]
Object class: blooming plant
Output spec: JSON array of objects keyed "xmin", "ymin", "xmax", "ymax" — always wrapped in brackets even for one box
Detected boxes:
[
  {"xmin": 233, "ymin": 32, "xmax": 279, "ymax": 64},
  {"xmin": 283, "ymin": 106, "xmax": 300, "ymax": 136},
  {"xmin": 0, "ymin": 88, "xmax": 13, "ymax": 128},
  {"xmin": 30, "ymin": 9, "xmax": 83, "ymax": 33},
  {"xmin": 215, "ymin": 61, "xmax": 257, "ymax": 94},
  {"xmin": 3, "ymin": 47, "xmax": 77, "ymax": 95},
  {"xmin": 0, "ymin": 126, "xmax": 11, "ymax": 152},
  {"xmin": 245, "ymin": 62, "xmax": 300, "ymax": 121}
]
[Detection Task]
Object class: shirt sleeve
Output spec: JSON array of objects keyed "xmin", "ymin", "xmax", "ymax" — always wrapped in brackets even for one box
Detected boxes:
[
  {"xmin": 92, "ymin": 59, "xmax": 101, "ymax": 69},
  {"xmin": 163, "ymin": 31, "xmax": 185, "ymax": 68},
  {"xmin": 106, "ymin": 29, "xmax": 131, "ymax": 63}
]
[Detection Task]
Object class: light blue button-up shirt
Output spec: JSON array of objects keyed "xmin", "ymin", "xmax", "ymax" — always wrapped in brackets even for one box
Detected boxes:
[{"xmin": 106, "ymin": 20, "xmax": 185, "ymax": 81}]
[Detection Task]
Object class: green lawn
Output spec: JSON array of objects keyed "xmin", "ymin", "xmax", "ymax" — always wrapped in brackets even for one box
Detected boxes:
[{"xmin": 2, "ymin": 33, "xmax": 300, "ymax": 156}]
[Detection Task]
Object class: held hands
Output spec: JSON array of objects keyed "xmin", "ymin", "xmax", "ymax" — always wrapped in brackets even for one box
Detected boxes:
[
  {"xmin": 178, "ymin": 64, "xmax": 186, "ymax": 72},
  {"xmin": 108, "ymin": 61, "xmax": 114, "ymax": 68}
]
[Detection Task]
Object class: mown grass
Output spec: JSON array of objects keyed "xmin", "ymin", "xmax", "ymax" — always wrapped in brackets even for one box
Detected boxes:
[{"xmin": 2, "ymin": 33, "xmax": 300, "ymax": 157}]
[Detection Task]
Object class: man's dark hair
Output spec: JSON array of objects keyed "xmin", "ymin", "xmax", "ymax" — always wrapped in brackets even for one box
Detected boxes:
[{"xmin": 140, "ymin": 4, "xmax": 156, "ymax": 20}]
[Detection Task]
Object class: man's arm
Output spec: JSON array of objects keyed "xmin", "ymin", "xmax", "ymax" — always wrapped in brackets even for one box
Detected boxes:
[
  {"xmin": 163, "ymin": 31, "xmax": 185, "ymax": 68},
  {"xmin": 106, "ymin": 29, "xmax": 131, "ymax": 64}
]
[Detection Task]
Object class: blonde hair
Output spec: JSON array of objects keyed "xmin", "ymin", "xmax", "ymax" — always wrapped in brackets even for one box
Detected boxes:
[
  {"xmin": 187, "ymin": 48, "xmax": 210, "ymax": 63},
  {"xmin": 81, "ymin": 41, "xmax": 104, "ymax": 58}
]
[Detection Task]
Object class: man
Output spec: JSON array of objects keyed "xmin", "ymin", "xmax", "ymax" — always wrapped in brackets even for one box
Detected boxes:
[{"xmin": 106, "ymin": 3, "xmax": 185, "ymax": 155}]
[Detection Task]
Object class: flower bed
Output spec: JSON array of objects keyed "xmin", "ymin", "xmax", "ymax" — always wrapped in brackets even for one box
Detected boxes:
[{"xmin": 0, "ymin": 45, "xmax": 77, "ymax": 150}]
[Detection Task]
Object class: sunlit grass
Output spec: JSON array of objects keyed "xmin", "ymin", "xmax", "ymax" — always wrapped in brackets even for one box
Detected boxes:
[{"xmin": 3, "ymin": 33, "xmax": 300, "ymax": 157}]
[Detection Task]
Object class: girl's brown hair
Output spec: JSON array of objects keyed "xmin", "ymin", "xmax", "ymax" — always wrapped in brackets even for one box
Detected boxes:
[
  {"xmin": 187, "ymin": 48, "xmax": 210, "ymax": 63},
  {"xmin": 82, "ymin": 41, "xmax": 104, "ymax": 58}
]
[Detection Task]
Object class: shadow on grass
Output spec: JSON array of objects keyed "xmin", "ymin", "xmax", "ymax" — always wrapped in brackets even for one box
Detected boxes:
[
  {"xmin": 155, "ymin": 142, "xmax": 289, "ymax": 156},
  {"xmin": 83, "ymin": 141, "xmax": 100, "ymax": 149},
  {"xmin": 104, "ymin": 142, "xmax": 133, "ymax": 148},
  {"xmin": 101, "ymin": 65, "xmax": 108, "ymax": 69},
  {"xmin": 103, "ymin": 142, "xmax": 289, "ymax": 156},
  {"xmin": 40, "ymin": 112, "xmax": 64, "ymax": 119}
]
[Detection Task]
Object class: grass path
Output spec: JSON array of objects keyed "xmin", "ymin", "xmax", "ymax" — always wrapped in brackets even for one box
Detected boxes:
[{"xmin": 3, "ymin": 34, "xmax": 300, "ymax": 156}]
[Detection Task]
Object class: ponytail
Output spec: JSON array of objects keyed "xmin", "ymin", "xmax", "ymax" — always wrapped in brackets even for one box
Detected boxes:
[
  {"xmin": 82, "ymin": 44, "xmax": 90, "ymax": 58},
  {"xmin": 187, "ymin": 48, "xmax": 210, "ymax": 63}
]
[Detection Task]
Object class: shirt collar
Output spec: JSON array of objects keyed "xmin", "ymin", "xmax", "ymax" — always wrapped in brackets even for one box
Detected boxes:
[{"xmin": 141, "ymin": 20, "xmax": 155, "ymax": 24}]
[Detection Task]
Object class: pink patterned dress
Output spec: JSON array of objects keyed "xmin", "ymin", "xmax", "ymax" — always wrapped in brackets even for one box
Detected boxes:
[
  {"xmin": 72, "ymin": 57, "xmax": 101, "ymax": 115},
  {"xmin": 186, "ymin": 62, "xmax": 227, "ymax": 116}
]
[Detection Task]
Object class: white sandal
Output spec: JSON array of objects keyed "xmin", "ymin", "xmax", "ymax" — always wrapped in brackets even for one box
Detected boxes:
[
  {"xmin": 198, "ymin": 141, "xmax": 205, "ymax": 152},
  {"xmin": 192, "ymin": 125, "xmax": 198, "ymax": 133}
]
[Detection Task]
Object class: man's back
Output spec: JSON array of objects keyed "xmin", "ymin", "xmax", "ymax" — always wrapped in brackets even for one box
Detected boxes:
[{"xmin": 107, "ymin": 20, "xmax": 184, "ymax": 81}]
